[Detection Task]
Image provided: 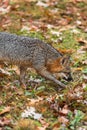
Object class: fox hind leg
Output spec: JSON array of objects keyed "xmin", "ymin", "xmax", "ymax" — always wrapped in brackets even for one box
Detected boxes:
[{"xmin": 19, "ymin": 66, "xmax": 27, "ymax": 89}]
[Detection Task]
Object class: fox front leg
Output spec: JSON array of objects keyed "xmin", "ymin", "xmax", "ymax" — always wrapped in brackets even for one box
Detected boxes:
[
  {"xmin": 33, "ymin": 51, "xmax": 66, "ymax": 88},
  {"xmin": 35, "ymin": 67, "xmax": 66, "ymax": 88}
]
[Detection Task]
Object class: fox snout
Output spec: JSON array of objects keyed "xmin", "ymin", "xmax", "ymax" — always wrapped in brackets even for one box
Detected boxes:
[
  {"xmin": 63, "ymin": 73, "xmax": 73, "ymax": 81},
  {"xmin": 67, "ymin": 73, "xmax": 73, "ymax": 81}
]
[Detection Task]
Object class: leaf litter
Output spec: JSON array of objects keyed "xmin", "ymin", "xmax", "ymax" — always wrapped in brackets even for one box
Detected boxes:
[{"xmin": 0, "ymin": 0, "xmax": 87, "ymax": 129}]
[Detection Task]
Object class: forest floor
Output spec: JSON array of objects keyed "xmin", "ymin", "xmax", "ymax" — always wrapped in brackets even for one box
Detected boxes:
[{"xmin": 0, "ymin": 0, "xmax": 87, "ymax": 130}]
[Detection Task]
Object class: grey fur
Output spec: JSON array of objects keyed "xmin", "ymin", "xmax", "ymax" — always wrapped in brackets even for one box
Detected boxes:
[{"xmin": 0, "ymin": 32, "xmax": 67, "ymax": 88}]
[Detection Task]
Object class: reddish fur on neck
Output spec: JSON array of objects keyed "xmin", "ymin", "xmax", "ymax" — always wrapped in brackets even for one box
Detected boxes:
[{"xmin": 47, "ymin": 58, "xmax": 63, "ymax": 73}]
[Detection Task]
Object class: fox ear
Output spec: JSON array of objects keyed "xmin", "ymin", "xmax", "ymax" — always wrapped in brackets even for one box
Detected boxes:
[{"xmin": 61, "ymin": 55, "xmax": 70, "ymax": 65}]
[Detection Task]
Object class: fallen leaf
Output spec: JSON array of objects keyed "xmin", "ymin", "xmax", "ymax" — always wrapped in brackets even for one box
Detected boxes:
[
  {"xmin": 82, "ymin": 60, "xmax": 87, "ymax": 65},
  {"xmin": 73, "ymin": 67, "xmax": 83, "ymax": 71},
  {"xmin": 78, "ymin": 38, "xmax": 87, "ymax": 45},
  {"xmin": 59, "ymin": 105, "xmax": 70, "ymax": 116},
  {"xmin": 21, "ymin": 107, "xmax": 43, "ymax": 120},
  {"xmin": 0, "ymin": 106, "xmax": 11, "ymax": 115},
  {"xmin": 38, "ymin": 127, "xmax": 46, "ymax": 130},
  {"xmin": 0, "ymin": 68, "xmax": 11, "ymax": 77},
  {"xmin": 58, "ymin": 49, "xmax": 74, "ymax": 54},
  {"xmin": 58, "ymin": 116, "xmax": 69, "ymax": 125},
  {"xmin": 38, "ymin": 119, "xmax": 49, "ymax": 130},
  {"xmin": 0, "ymin": 117, "xmax": 11, "ymax": 127}
]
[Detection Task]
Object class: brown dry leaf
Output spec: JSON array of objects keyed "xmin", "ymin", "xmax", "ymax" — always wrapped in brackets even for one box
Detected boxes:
[
  {"xmin": 67, "ymin": 87, "xmax": 83, "ymax": 101},
  {"xmin": 52, "ymin": 120, "xmax": 61, "ymax": 130},
  {"xmin": 10, "ymin": 0, "xmax": 37, "ymax": 3},
  {"xmin": 82, "ymin": 60, "xmax": 87, "ymax": 65},
  {"xmin": 25, "ymin": 0, "xmax": 37, "ymax": 1},
  {"xmin": 73, "ymin": 67, "xmax": 83, "ymax": 71},
  {"xmin": 74, "ymin": 0, "xmax": 87, "ymax": 2},
  {"xmin": 58, "ymin": 19, "xmax": 69, "ymax": 26},
  {"xmin": 3, "ymin": 0, "xmax": 10, "ymax": 7},
  {"xmin": 58, "ymin": 49, "xmax": 74, "ymax": 54},
  {"xmin": 71, "ymin": 0, "xmax": 87, "ymax": 4},
  {"xmin": 40, "ymin": 118, "xmax": 49, "ymax": 126},
  {"xmin": 38, "ymin": 127, "xmax": 46, "ymax": 130},
  {"xmin": 28, "ymin": 99, "xmax": 42, "ymax": 106},
  {"xmin": 83, "ymin": 75, "xmax": 87, "ymax": 80},
  {"xmin": 81, "ymin": 45, "xmax": 87, "ymax": 51},
  {"xmin": 0, "ymin": 100, "xmax": 2, "ymax": 105},
  {"xmin": 0, "ymin": 117, "xmax": 11, "ymax": 127},
  {"xmin": 78, "ymin": 38, "xmax": 87, "ymax": 45},
  {"xmin": 59, "ymin": 105, "xmax": 70, "ymax": 116},
  {"xmin": 0, "ymin": 68, "xmax": 11, "ymax": 77},
  {"xmin": 58, "ymin": 116, "xmax": 69, "ymax": 125},
  {"xmin": 16, "ymin": 89, "xmax": 24, "ymax": 95},
  {"xmin": 38, "ymin": 119, "xmax": 49, "ymax": 130},
  {"xmin": 0, "ymin": 106, "xmax": 11, "ymax": 115},
  {"xmin": 77, "ymin": 48, "xmax": 86, "ymax": 55}
]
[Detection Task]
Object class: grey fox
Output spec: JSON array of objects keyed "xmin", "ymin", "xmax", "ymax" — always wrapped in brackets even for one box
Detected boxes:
[{"xmin": 0, "ymin": 32, "xmax": 72, "ymax": 88}]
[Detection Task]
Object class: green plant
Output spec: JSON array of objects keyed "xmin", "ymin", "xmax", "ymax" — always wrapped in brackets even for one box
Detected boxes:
[{"xmin": 68, "ymin": 110, "xmax": 84, "ymax": 130}]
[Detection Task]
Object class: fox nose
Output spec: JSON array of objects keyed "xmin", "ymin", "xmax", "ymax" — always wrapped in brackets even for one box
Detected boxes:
[{"xmin": 67, "ymin": 74, "xmax": 73, "ymax": 81}]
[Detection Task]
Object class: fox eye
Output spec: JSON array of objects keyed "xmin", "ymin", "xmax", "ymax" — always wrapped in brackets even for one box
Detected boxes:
[
  {"xmin": 62, "ymin": 58, "xmax": 67, "ymax": 65},
  {"xmin": 62, "ymin": 58, "xmax": 65, "ymax": 64}
]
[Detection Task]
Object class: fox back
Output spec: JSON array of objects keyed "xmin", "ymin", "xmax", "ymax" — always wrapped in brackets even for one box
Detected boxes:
[{"xmin": 0, "ymin": 32, "xmax": 72, "ymax": 87}]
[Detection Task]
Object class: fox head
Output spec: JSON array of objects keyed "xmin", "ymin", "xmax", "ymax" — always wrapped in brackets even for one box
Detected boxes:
[{"xmin": 47, "ymin": 55, "xmax": 73, "ymax": 81}]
